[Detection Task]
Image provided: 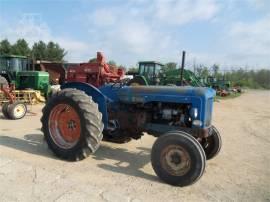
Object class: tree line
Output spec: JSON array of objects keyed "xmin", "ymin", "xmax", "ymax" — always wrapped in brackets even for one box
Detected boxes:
[
  {"xmin": 193, "ymin": 64, "xmax": 270, "ymax": 89},
  {"xmin": 0, "ymin": 39, "xmax": 66, "ymax": 62}
]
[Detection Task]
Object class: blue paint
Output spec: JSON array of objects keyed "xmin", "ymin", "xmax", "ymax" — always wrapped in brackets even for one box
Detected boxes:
[
  {"xmin": 61, "ymin": 82, "xmax": 215, "ymax": 129},
  {"xmin": 117, "ymin": 86, "xmax": 215, "ymax": 128}
]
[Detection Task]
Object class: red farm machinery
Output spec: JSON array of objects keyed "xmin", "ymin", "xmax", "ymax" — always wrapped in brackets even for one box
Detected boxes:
[{"xmin": 66, "ymin": 52, "xmax": 125, "ymax": 87}]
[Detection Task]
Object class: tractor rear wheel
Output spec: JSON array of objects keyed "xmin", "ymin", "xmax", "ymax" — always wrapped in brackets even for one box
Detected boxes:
[
  {"xmin": 7, "ymin": 101, "xmax": 27, "ymax": 120},
  {"xmin": 41, "ymin": 88, "xmax": 104, "ymax": 161},
  {"xmin": 151, "ymin": 131, "xmax": 206, "ymax": 186},
  {"xmin": 2, "ymin": 102, "xmax": 10, "ymax": 119},
  {"xmin": 203, "ymin": 125, "xmax": 222, "ymax": 160}
]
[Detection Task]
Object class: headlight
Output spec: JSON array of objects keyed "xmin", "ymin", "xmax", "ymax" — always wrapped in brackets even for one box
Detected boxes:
[
  {"xmin": 192, "ymin": 120, "xmax": 202, "ymax": 127},
  {"xmin": 190, "ymin": 108, "xmax": 198, "ymax": 119}
]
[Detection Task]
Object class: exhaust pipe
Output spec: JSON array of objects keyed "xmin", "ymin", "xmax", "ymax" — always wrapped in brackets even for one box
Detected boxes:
[{"xmin": 180, "ymin": 51, "xmax": 186, "ymax": 86}]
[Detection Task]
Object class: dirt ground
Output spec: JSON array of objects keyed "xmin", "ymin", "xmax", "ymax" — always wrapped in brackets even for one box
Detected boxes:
[{"xmin": 0, "ymin": 90, "xmax": 269, "ymax": 202}]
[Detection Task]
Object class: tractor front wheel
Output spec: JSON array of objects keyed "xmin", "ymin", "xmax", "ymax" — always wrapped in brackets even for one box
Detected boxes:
[
  {"xmin": 151, "ymin": 131, "xmax": 206, "ymax": 186},
  {"xmin": 203, "ymin": 125, "xmax": 222, "ymax": 160},
  {"xmin": 41, "ymin": 88, "xmax": 104, "ymax": 161}
]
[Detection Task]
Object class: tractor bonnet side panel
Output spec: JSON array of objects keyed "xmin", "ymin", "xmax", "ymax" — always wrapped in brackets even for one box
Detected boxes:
[{"xmin": 117, "ymin": 86, "xmax": 215, "ymax": 128}]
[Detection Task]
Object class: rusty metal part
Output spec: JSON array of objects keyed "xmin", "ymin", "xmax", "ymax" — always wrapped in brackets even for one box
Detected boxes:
[
  {"xmin": 217, "ymin": 89, "xmax": 229, "ymax": 97},
  {"xmin": 49, "ymin": 104, "xmax": 81, "ymax": 149},
  {"xmin": 108, "ymin": 109, "xmax": 148, "ymax": 140},
  {"xmin": 66, "ymin": 52, "xmax": 125, "ymax": 87},
  {"xmin": 35, "ymin": 61, "xmax": 66, "ymax": 85},
  {"xmin": 0, "ymin": 84, "xmax": 16, "ymax": 104},
  {"xmin": 0, "ymin": 82, "xmax": 44, "ymax": 104},
  {"xmin": 161, "ymin": 144, "xmax": 191, "ymax": 176}
]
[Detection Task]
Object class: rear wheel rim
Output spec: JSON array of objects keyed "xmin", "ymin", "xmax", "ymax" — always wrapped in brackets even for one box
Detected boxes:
[
  {"xmin": 161, "ymin": 145, "xmax": 191, "ymax": 176},
  {"xmin": 49, "ymin": 104, "xmax": 81, "ymax": 149},
  {"xmin": 13, "ymin": 104, "xmax": 26, "ymax": 118}
]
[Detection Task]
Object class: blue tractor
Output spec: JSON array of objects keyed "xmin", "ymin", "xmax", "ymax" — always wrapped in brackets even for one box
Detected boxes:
[{"xmin": 41, "ymin": 80, "xmax": 221, "ymax": 186}]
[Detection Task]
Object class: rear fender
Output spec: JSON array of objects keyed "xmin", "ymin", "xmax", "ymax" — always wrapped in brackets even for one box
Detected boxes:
[{"xmin": 61, "ymin": 82, "xmax": 108, "ymax": 128}]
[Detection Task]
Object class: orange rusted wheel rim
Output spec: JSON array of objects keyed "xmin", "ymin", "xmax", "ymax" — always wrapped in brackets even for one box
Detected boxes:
[{"xmin": 49, "ymin": 104, "xmax": 81, "ymax": 149}]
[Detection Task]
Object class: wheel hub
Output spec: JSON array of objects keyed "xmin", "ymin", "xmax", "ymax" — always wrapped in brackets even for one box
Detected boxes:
[
  {"xmin": 49, "ymin": 104, "xmax": 81, "ymax": 149},
  {"xmin": 67, "ymin": 120, "xmax": 77, "ymax": 130},
  {"xmin": 13, "ymin": 104, "xmax": 26, "ymax": 118},
  {"xmin": 161, "ymin": 145, "xmax": 191, "ymax": 176},
  {"xmin": 170, "ymin": 152, "xmax": 181, "ymax": 165}
]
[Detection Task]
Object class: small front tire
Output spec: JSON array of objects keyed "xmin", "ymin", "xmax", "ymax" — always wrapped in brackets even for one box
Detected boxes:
[
  {"xmin": 151, "ymin": 131, "xmax": 206, "ymax": 186},
  {"xmin": 203, "ymin": 126, "xmax": 222, "ymax": 160}
]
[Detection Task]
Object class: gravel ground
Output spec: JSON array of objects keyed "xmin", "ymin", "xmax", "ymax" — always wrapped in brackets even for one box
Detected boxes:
[{"xmin": 0, "ymin": 90, "xmax": 269, "ymax": 202}]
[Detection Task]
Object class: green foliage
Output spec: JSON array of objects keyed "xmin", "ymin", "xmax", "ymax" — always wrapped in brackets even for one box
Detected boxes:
[
  {"xmin": 108, "ymin": 60, "xmax": 117, "ymax": 66},
  {"xmin": 194, "ymin": 65, "xmax": 210, "ymax": 78},
  {"xmin": 128, "ymin": 67, "xmax": 139, "ymax": 73},
  {"xmin": 225, "ymin": 69, "xmax": 270, "ymax": 89},
  {"xmin": 195, "ymin": 64, "xmax": 270, "ymax": 89},
  {"xmin": 211, "ymin": 64, "xmax": 220, "ymax": 77},
  {"xmin": 164, "ymin": 61, "xmax": 270, "ymax": 89},
  {"xmin": 11, "ymin": 39, "xmax": 31, "ymax": 56},
  {"xmin": 0, "ymin": 39, "xmax": 66, "ymax": 62},
  {"xmin": 0, "ymin": 39, "xmax": 12, "ymax": 55},
  {"xmin": 46, "ymin": 41, "xmax": 66, "ymax": 62},
  {"xmin": 32, "ymin": 41, "xmax": 47, "ymax": 60},
  {"xmin": 163, "ymin": 62, "xmax": 177, "ymax": 72},
  {"xmin": 88, "ymin": 58, "xmax": 97, "ymax": 63}
]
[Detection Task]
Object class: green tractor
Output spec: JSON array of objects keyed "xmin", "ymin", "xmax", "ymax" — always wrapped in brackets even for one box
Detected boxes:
[
  {"xmin": 0, "ymin": 55, "xmax": 31, "ymax": 83},
  {"xmin": 128, "ymin": 61, "xmax": 204, "ymax": 87},
  {"xmin": 206, "ymin": 76, "xmax": 231, "ymax": 91},
  {"xmin": 128, "ymin": 51, "xmax": 205, "ymax": 87},
  {"xmin": 0, "ymin": 54, "xmax": 50, "ymax": 102},
  {"xmin": 162, "ymin": 68, "xmax": 205, "ymax": 87},
  {"xmin": 128, "ymin": 61, "xmax": 164, "ymax": 86}
]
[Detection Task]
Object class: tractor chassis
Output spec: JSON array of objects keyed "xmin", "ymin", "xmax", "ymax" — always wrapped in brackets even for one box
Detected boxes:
[{"xmin": 144, "ymin": 123, "xmax": 210, "ymax": 139}]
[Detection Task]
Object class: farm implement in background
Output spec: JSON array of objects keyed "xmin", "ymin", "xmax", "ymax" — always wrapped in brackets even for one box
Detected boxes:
[
  {"xmin": 0, "ymin": 82, "xmax": 27, "ymax": 120},
  {"xmin": 127, "ymin": 51, "xmax": 241, "ymax": 97},
  {"xmin": 0, "ymin": 55, "xmax": 50, "ymax": 103}
]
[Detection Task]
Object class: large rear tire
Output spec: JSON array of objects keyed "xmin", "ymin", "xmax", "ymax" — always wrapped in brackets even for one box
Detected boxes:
[
  {"xmin": 41, "ymin": 88, "xmax": 104, "ymax": 161},
  {"xmin": 151, "ymin": 131, "xmax": 206, "ymax": 186}
]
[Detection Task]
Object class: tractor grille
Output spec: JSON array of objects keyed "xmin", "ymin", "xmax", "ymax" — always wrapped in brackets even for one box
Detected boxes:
[{"xmin": 205, "ymin": 98, "xmax": 213, "ymax": 127}]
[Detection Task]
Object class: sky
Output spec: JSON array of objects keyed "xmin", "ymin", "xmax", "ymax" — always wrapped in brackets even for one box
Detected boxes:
[{"xmin": 0, "ymin": 0, "xmax": 269, "ymax": 69}]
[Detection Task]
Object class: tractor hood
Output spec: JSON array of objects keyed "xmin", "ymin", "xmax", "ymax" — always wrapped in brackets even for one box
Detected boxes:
[
  {"xmin": 117, "ymin": 85, "xmax": 215, "ymax": 128},
  {"xmin": 117, "ymin": 85, "xmax": 215, "ymax": 104}
]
